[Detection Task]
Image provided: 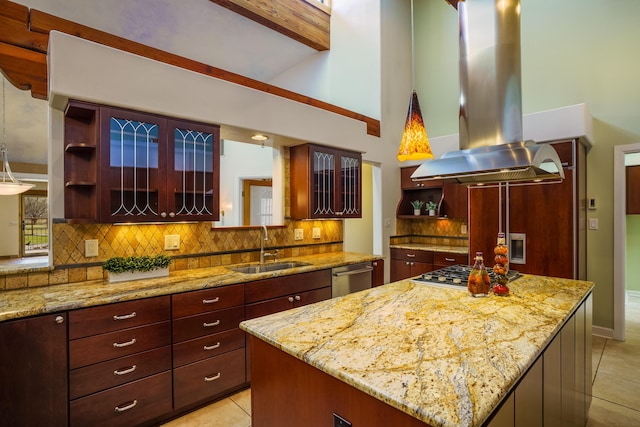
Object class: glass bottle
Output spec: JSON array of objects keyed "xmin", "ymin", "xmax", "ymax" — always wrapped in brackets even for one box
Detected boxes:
[
  {"xmin": 492, "ymin": 232, "xmax": 510, "ymax": 296},
  {"xmin": 468, "ymin": 252, "xmax": 491, "ymax": 297}
]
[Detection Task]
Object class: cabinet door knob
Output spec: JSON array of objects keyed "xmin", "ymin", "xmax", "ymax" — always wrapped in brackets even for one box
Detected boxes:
[
  {"xmin": 169, "ymin": 212, "xmax": 175, "ymax": 218},
  {"xmin": 160, "ymin": 212, "xmax": 167, "ymax": 218},
  {"xmin": 288, "ymin": 296, "xmax": 294, "ymax": 303},
  {"xmin": 55, "ymin": 315, "xmax": 64, "ymax": 324},
  {"xmin": 294, "ymin": 295, "xmax": 301, "ymax": 301}
]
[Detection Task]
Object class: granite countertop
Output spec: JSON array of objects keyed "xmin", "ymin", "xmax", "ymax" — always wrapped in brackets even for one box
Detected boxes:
[
  {"xmin": 390, "ymin": 243, "xmax": 469, "ymax": 254},
  {"xmin": 241, "ymin": 274, "xmax": 594, "ymax": 427},
  {"xmin": 0, "ymin": 251, "xmax": 382, "ymax": 323}
]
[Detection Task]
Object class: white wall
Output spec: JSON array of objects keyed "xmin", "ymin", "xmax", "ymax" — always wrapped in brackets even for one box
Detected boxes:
[{"xmin": 0, "ymin": 196, "xmax": 20, "ymax": 257}]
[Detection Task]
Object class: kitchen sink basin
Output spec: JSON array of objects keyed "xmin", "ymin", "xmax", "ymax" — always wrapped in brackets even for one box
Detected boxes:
[{"xmin": 228, "ymin": 261, "xmax": 311, "ymax": 274}]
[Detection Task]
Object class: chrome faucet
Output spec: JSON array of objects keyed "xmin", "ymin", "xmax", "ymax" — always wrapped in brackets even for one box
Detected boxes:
[{"xmin": 260, "ymin": 225, "xmax": 278, "ymax": 263}]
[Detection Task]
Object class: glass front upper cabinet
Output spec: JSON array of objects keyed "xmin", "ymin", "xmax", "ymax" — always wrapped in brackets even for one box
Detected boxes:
[{"xmin": 100, "ymin": 108, "xmax": 220, "ymax": 222}]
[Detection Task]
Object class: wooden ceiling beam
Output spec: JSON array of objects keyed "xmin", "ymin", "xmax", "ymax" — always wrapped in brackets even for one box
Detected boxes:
[{"xmin": 210, "ymin": 0, "xmax": 330, "ymax": 51}]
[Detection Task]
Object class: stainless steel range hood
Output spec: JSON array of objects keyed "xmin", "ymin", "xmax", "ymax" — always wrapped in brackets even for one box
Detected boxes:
[{"xmin": 412, "ymin": 0, "xmax": 564, "ymax": 184}]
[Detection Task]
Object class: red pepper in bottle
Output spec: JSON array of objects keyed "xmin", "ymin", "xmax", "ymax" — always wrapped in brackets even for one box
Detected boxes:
[{"xmin": 468, "ymin": 252, "xmax": 491, "ymax": 297}]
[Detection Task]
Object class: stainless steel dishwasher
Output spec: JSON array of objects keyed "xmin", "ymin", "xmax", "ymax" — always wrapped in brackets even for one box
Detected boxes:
[{"xmin": 331, "ymin": 262, "xmax": 374, "ymax": 297}]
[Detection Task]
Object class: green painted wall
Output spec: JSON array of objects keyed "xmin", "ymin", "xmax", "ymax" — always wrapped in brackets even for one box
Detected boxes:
[
  {"xmin": 627, "ymin": 216, "xmax": 640, "ymax": 292},
  {"xmin": 416, "ymin": 0, "xmax": 640, "ymax": 329}
]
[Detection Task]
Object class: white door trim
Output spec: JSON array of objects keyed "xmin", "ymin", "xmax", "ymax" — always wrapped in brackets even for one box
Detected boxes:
[{"xmin": 613, "ymin": 143, "xmax": 640, "ymax": 341}]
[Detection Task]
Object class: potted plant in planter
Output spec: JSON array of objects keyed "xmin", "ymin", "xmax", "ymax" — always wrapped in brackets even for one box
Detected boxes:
[
  {"xmin": 103, "ymin": 254, "xmax": 172, "ymax": 283},
  {"xmin": 426, "ymin": 201, "xmax": 439, "ymax": 216},
  {"xmin": 410, "ymin": 200, "xmax": 424, "ymax": 216}
]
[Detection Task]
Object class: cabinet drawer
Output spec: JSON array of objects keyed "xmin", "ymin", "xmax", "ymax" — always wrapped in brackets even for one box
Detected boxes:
[
  {"xmin": 246, "ymin": 287, "xmax": 332, "ymax": 320},
  {"xmin": 390, "ymin": 248, "xmax": 433, "ymax": 264},
  {"xmin": 245, "ymin": 269, "xmax": 332, "ymax": 303},
  {"xmin": 433, "ymin": 252, "xmax": 468, "ymax": 266},
  {"xmin": 173, "ymin": 328, "xmax": 245, "ymax": 368},
  {"xmin": 69, "ymin": 296, "xmax": 170, "ymax": 340},
  {"xmin": 69, "ymin": 345, "xmax": 171, "ymax": 400},
  {"xmin": 69, "ymin": 321, "xmax": 171, "ymax": 369},
  {"xmin": 173, "ymin": 347, "xmax": 246, "ymax": 410},
  {"xmin": 70, "ymin": 371, "xmax": 172, "ymax": 427},
  {"xmin": 173, "ymin": 306, "xmax": 245, "ymax": 343},
  {"xmin": 173, "ymin": 284, "xmax": 244, "ymax": 318}
]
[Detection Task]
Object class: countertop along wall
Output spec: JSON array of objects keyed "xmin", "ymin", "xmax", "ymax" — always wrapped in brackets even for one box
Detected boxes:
[{"xmin": 415, "ymin": 0, "xmax": 640, "ymax": 334}]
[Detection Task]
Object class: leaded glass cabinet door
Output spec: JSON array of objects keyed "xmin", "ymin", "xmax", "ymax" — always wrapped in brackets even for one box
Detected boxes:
[
  {"xmin": 167, "ymin": 119, "xmax": 220, "ymax": 221},
  {"xmin": 338, "ymin": 151, "xmax": 361, "ymax": 218},
  {"xmin": 101, "ymin": 109, "xmax": 167, "ymax": 222},
  {"xmin": 312, "ymin": 147, "xmax": 336, "ymax": 217}
]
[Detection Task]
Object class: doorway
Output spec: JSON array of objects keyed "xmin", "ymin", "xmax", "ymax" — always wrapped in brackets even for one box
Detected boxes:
[
  {"xmin": 613, "ymin": 143, "xmax": 640, "ymax": 341},
  {"xmin": 21, "ymin": 191, "xmax": 49, "ymax": 257},
  {"xmin": 242, "ymin": 178, "xmax": 273, "ymax": 226}
]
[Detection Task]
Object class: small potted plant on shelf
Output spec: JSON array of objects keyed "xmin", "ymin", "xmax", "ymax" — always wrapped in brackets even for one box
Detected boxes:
[
  {"xmin": 410, "ymin": 200, "xmax": 424, "ymax": 216},
  {"xmin": 426, "ymin": 201, "xmax": 439, "ymax": 216},
  {"xmin": 103, "ymin": 254, "xmax": 172, "ymax": 283}
]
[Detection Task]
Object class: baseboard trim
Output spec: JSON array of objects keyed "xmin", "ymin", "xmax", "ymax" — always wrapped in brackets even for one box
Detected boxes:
[{"xmin": 593, "ymin": 325, "xmax": 614, "ymax": 339}]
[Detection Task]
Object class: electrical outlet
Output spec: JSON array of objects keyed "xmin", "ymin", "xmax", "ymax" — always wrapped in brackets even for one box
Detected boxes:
[
  {"xmin": 294, "ymin": 229, "xmax": 304, "ymax": 240},
  {"xmin": 333, "ymin": 413, "xmax": 352, "ymax": 427},
  {"xmin": 461, "ymin": 224, "xmax": 468, "ymax": 234},
  {"xmin": 384, "ymin": 218, "xmax": 391, "ymax": 228},
  {"xmin": 84, "ymin": 239, "xmax": 99, "ymax": 257},
  {"xmin": 312, "ymin": 227, "xmax": 321, "ymax": 239},
  {"xmin": 164, "ymin": 234, "xmax": 180, "ymax": 250}
]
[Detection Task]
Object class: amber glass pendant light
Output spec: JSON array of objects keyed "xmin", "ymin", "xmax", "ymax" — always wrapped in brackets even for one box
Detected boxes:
[{"xmin": 397, "ymin": 0, "xmax": 433, "ymax": 162}]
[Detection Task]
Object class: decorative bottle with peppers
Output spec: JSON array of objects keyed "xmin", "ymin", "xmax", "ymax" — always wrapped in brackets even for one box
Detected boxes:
[
  {"xmin": 492, "ymin": 232, "xmax": 510, "ymax": 296},
  {"xmin": 468, "ymin": 252, "xmax": 491, "ymax": 297}
]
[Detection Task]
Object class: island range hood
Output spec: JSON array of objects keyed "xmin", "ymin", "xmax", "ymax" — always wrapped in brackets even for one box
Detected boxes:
[{"xmin": 411, "ymin": 0, "xmax": 564, "ymax": 185}]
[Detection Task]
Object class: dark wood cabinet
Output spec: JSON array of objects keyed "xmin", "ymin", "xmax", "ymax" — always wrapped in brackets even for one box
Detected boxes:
[
  {"xmin": 372, "ymin": 259, "xmax": 385, "ymax": 287},
  {"xmin": 64, "ymin": 101, "xmax": 221, "ymax": 223},
  {"xmin": 290, "ymin": 144, "xmax": 362, "ymax": 219},
  {"xmin": 67, "ymin": 296, "xmax": 172, "ymax": 427},
  {"xmin": 469, "ymin": 139, "xmax": 586, "ymax": 279},
  {"xmin": 627, "ymin": 165, "xmax": 640, "ymax": 214},
  {"xmin": 0, "ymin": 313, "xmax": 68, "ymax": 427},
  {"xmin": 397, "ymin": 166, "xmax": 467, "ymax": 219},
  {"xmin": 390, "ymin": 248, "xmax": 433, "ymax": 282},
  {"xmin": 171, "ymin": 284, "xmax": 246, "ymax": 411},
  {"xmin": 433, "ymin": 251, "xmax": 468, "ymax": 269}
]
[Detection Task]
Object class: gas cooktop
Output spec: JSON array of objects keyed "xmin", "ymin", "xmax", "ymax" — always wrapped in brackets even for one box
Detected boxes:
[{"xmin": 411, "ymin": 264, "xmax": 521, "ymax": 289}]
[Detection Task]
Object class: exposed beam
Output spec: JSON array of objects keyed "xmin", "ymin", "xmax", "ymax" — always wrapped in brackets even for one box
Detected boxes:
[{"xmin": 210, "ymin": 0, "xmax": 330, "ymax": 51}]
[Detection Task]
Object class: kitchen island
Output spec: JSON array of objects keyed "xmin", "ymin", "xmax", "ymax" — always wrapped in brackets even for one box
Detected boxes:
[{"xmin": 241, "ymin": 275, "xmax": 594, "ymax": 426}]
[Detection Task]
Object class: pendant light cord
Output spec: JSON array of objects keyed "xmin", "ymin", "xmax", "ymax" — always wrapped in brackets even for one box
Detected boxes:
[{"xmin": 411, "ymin": 0, "xmax": 416, "ymax": 91}]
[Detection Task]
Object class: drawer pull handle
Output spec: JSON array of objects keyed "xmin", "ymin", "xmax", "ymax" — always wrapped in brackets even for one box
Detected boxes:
[
  {"xmin": 203, "ymin": 320, "xmax": 221, "ymax": 328},
  {"xmin": 114, "ymin": 400, "xmax": 138, "ymax": 413},
  {"xmin": 204, "ymin": 373, "xmax": 221, "ymax": 382},
  {"xmin": 406, "ymin": 254, "xmax": 416, "ymax": 258},
  {"xmin": 202, "ymin": 297, "xmax": 220, "ymax": 304},
  {"xmin": 445, "ymin": 258, "xmax": 455, "ymax": 262},
  {"xmin": 113, "ymin": 338, "xmax": 136, "ymax": 348},
  {"xmin": 113, "ymin": 365, "xmax": 137, "ymax": 376},
  {"xmin": 204, "ymin": 342, "xmax": 221, "ymax": 351},
  {"xmin": 113, "ymin": 312, "xmax": 136, "ymax": 321}
]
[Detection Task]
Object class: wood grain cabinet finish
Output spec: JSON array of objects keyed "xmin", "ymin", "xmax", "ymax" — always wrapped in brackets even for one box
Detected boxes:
[
  {"xmin": 67, "ymin": 296, "xmax": 172, "ymax": 427},
  {"xmin": 290, "ymin": 143, "xmax": 362, "ymax": 219},
  {"xmin": 397, "ymin": 167, "xmax": 467, "ymax": 219},
  {"xmin": 372, "ymin": 259, "xmax": 385, "ymax": 287},
  {"xmin": 627, "ymin": 165, "xmax": 640, "ymax": 214},
  {"xmin": 390, "ymin": 248, "xmax": 434, "ymax": 282},
  {"xmin": 0, "ymin": 313, "xmax": 68, "ymax": 427},
  {"xmin": 433, "ymin": 251, "xmax": 468, "ymax": 269},
  {"xmin": 171, "ymin": 284, "xmax": 246, "ymax": 411}
]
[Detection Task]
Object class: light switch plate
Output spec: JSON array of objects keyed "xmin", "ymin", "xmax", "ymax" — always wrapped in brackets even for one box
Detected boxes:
[
  {"xmin": 84, "ymin": 239, "xmax": 99, "ymax": 258},
  {"xmin": 164, "ymin": 234, "xmax": 180, "ymax": 250},
  {"xmin": 588, "ymin": 218, "xmax": 599, "ymax": 230},
  {"xmin": 294, "ymin": 229, "xmax": 304, "ymax": 240},
  {"xmin": 312, "ymin": 227, "xmax": 321, "ymax": 239}
]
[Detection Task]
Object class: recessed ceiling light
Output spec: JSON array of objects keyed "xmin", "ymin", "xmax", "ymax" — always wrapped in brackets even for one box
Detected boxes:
[{"xmin": 251, "ymin": 134, "xmax": 268, "ymax": 141}]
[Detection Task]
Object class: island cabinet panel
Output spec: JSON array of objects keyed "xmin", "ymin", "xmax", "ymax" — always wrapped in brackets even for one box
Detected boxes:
[
  {"xmin": 67, "ymin": 296, "xmax": 172, "ymax": 427},
  {"xmin": 0, "ymin": 313, "xmax": 68, "ymax": 427},
  {"xmin": 171, "ymin": 284, "xmax": 247, "ymax": 411},
  {"xmin": 487, "ymin": 394, "xmax": 514, "ymax": 427},
  {"xmin": 514, "ymin": 357, "xmax": 543, "ymax": 426},
  {"xmin": 390, "ymin": 248, "xmax": 434, "ymax": 282},
  {"xmin": 626, "ymin": 165, "xmax": 640, "ymax": 214},
  {"xmin": 543, "ymin": 332, "xmax": 562, "ymax": 426},
  {"xmin": 372, "ymin": 259, "xmax": 385, "ymax": 287},
  {"xmin": 290, "ymin": 143, "xmax": 362, "ymax": 219},
  {"xmin": 249, "ymin": 336, "xmax": 428, "ymax": 427}
]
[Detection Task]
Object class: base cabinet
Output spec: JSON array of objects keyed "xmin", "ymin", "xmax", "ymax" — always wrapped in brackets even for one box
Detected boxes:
[
  {"xmin": 390, "ymin": 248, "xmax": 433, "ymax": 282},
  {"xmin": 0, "ymin": 313, "xmax": 68, "ymax": 427}
]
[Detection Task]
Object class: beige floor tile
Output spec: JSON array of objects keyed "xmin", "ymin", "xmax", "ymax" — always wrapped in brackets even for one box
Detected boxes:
[
  {"xmin": 161, "ymin": 397, "xmax": 251, "ymax": 427},
  {"xmin": 230, "ymin": 388, "xmax": 252, "ymax": 415},
  {"xmin": 587, "ymin": 397, "xmax": 640, "ymax": 427}
]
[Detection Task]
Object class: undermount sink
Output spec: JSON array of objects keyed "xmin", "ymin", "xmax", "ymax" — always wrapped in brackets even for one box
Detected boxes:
[{"xmin": 228, "ymin": 261, "xmax": 311, "ymax": 274}]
